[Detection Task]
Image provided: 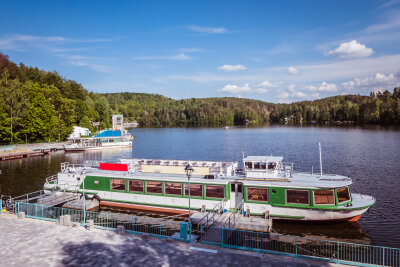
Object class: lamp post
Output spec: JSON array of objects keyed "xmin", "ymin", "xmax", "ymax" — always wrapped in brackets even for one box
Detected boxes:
[
  {"xmin": 82, "ymin": 167, "xmax": 86, "ymax": 226},
  {"xmin": 185, "ymin": 164, "xmax": 194, "ymax": 242}
]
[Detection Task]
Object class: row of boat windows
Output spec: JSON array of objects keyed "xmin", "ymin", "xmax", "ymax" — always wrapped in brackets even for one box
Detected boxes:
[
  {"xmin": 111, "ymin": 179, "xmax": 225, "ymax": 199},
  {"xmin": 245, "ymin": 162, "xmax": 277, "ymax": 170},
  {"xmin": 247, "ymin": 187, "xmax": 351, "ymax": 205}
]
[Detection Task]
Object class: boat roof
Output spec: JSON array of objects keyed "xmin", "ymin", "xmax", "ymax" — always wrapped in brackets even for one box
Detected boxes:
[
  {"xmin": 244, "ymin": 156, "xmax": 283, "ymax": 162},
  {"xmin": 64, "ymin": 157, "xmax": 352, "ymax": 189}
]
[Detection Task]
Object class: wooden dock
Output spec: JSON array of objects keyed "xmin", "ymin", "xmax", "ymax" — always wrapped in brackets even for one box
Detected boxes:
[
  {"xmin": 0, "ymin": 143, "xmax": 66, "ymax": 161},
  {"xmin": 62, "ymin": 199, "xmax": 100, "ymax": 211}
]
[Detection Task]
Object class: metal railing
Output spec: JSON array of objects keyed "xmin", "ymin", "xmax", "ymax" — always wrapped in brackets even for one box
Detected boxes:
[
  {"xmin": 200, "ymin": 227, "xmax": 400, "ymax": 266},
  {"xmin": 15, "ymin": 202, "xmax": 185, "ymax": 239},
  {"xmin": 196, "ymin": 199, "xmax": 225, "ymax": 230},
  {"xmin": 224, "ymin": 199, "xmax": 244, "ymax": 229}
]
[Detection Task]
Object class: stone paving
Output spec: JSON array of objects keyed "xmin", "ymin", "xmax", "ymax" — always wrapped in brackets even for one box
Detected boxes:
[{"xmin": 0, "ymin": 213, "xmax": 340, "ymax": 267}]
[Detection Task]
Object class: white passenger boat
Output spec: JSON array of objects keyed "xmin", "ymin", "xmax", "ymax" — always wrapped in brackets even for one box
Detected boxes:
[
  {"xmin": 64, "ymin": 115, "xmax": 133, "ymax": 152},
  {"xmin": 44, "ymin": 153, "xmax": 375, "ymax": 222}
]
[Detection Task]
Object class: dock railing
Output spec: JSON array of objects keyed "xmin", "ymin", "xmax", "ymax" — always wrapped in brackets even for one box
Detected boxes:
[
  {"xmin": 200, "ymin": 226, "xmax": 400, "ymax": 266},
  {"xmin": 14, "ymin": 202, "xmax": 187, "ymax": 241},
  {"xmin": 10, "ymin": 201, "xmax": 400, "ymax": 266}
]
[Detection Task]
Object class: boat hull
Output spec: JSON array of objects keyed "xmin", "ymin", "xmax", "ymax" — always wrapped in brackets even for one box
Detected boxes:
[
  {"xmin": 64, "ymin": 143, "xmax": 132, "ymax": 152},
  {"xmin": 83, "ymin": 190, "xmax": 372, "ymax": 222}
]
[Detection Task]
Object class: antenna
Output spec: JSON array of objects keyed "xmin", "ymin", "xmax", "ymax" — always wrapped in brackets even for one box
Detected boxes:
[
  {"xmin": 319, "ymin": 142, "xmax": 323, "ymax": 176},
  {"xmin": 242, "ymin": 149, "xmax": 246, "ymax": 159}
]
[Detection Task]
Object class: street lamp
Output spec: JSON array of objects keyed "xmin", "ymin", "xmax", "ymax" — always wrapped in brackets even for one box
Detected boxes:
[
  {"xmin": 82, "ymin": 167, "xmax": 86, "ymax": 227},
  {"xmin": 185, "ymin": 164, "xmax": 194, "ymax": 242}
]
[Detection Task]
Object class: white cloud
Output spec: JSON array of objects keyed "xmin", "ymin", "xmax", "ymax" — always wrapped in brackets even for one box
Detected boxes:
[
  {"xmin": 220, "ymin": 83, "xmax": 251, "ymax": 94},
  {"xmin": 288, "ymin": 67, "xmax": 298, "ymax": 74},
  {"xmin": 342, "ymin": 73, "xmax": 399, "ymax": 92},
  {"xmin": 187, "ymin": 26, "xmax": 228, "ymax": 34},
  {"xmin": 179, "ymin": 48, "xmax": 203, "ymax": 53},
  {"xmin": 287, "ymin": 84, "xmax": 295, "ymax": 92},
  {"xmin": 292, "ymin": 91, "xmax": 308, "ymax": 98},
  {"xmin": 307, "ymin": 82, "xmax": 338, "ymax": 92},
  {"xmin": 311, "ymin": 92, "xmax": 320, "ymax": 99},
  {"xmin": 327, "ymin": 40, "xmax": 373, "ymax": 59},
  {"xmin": 218, "ymin": 64, "xmax": 246, "ymax": 71},
  {"xmin": 260, "ymin": 80, "xmax": 281, "ymax": 88},
  {"xmin": 278, "ymin": 91, "xmax": 289, "ymax": 99},
  {"xmin": 254, "ymin": 88, "xmax": 268, "ymax": 93},
  {"xmin": 0, "ymin": 34, "xmax": 112, "ymax": 53},
  {"xmin": 134, "ymin": 53, "xmax": 191, "ymax": 61}
]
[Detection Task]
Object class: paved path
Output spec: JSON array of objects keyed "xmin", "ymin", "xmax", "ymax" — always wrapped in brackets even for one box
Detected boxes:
[{"xmin": 0, "ymin": 214, "xmax": 339, "ymax": 267}]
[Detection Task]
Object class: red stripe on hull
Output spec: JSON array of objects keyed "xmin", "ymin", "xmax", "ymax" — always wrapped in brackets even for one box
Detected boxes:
[{"xmin": 100, "ymin": 201, "xmax": 191, "ymax": 215}]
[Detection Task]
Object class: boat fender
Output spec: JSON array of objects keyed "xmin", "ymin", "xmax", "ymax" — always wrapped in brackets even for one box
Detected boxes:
[{"xmin": 92, "ymin": 194, "xmax": 101, "ymax": 202}]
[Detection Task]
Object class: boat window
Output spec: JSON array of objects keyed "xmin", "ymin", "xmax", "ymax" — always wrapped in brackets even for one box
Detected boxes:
[
  {"xmin": 245, "ymin": 162, "xmax": 253, "ymax": 169},
  {"xmin": 128, "ymin": 180, "xmax": 144, "ymax": 193},
  {"xmin": 146, "ymin": 181, "xmax": 163, "ymax": 194},
  {"xmin": 254, "ymin": 162, "xmax": 260, "ymax": 169},
  {"xmin": 205, "ymin": 185, "xmax": 225, "ymax": 199},
  {"xmin": 286, "ymin": 189, "xmax": 309, "ymax": 205},
  {"xmin": 247, "ymin": 187, "xmax": 268, "ymax": 202},
  {"xmin": 184, "ymin": 184, "xmax": 203, "ymax": 197},
  {"xmin": 261, "ymin": 162, "xmax": 267, "ymax": 169},
  {"xmin": 268, "ymin": 162, "xmax": 276, "ymax": 169},
  {"xmin": 165, "ymin": 182, "xmax": 182, "ymax": 195},
  {"xmin": 337, "ymin": 187, "xmax": 351, "ymax": 203},
  {"xmin": 111, "ymin": 179, "xmax": 126, "ymax": 191},
  {"xmin": 314, "ymin": 190, "xmax": 335, "ymax": 205}
]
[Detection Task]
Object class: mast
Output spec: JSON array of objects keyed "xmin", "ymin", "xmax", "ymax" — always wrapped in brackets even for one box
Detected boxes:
[{"xmin": 319, "ymin": 142, "xmax": 323, "ymax": 176}]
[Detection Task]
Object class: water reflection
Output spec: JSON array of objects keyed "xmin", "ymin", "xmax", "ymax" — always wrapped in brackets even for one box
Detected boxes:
[{"xmin": 273, "ymin": 221, "xmax": 372, "ymax": 245}]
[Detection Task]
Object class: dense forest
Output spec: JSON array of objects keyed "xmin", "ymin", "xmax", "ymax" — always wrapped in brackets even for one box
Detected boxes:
[{"xmin": 1, "ymin": 52, "xmax": 399, "ymax": 144}]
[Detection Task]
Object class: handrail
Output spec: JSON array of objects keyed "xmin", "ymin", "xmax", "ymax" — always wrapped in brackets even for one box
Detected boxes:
[
  {"xmin": 224, "ymin": 199, "xmax": 244, "ymax": 228},
  {"xmin": 196, "ymin": 198, "xmax": 225, "ymax": 230}
]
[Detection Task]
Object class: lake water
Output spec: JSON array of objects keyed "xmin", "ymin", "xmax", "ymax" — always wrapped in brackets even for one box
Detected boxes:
[{"xmin": 1, "ymin": 126, "xmax": 400, "ymax": 248}]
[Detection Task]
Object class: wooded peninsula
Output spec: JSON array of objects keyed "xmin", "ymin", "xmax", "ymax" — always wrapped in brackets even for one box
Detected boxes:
[{"xmin": 1, "ymin": 52, "xmax": 399, "ymax": 144}]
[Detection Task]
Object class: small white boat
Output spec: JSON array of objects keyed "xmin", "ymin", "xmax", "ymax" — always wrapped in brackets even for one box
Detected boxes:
[{"xmin": 64, "ymin": 115, "xmax": 133, "ymax": 152}]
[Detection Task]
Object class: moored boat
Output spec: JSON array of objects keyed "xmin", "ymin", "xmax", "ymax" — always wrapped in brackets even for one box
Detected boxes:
[
  {"xmin": 43, "ymin": 152, "xmax": 375, "ymax": 222},
  {"xmin": 64, "ymin": 115, "xmax": 133, "ymax": 152}
]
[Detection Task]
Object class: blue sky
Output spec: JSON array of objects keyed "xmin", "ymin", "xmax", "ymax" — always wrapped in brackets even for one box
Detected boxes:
[{"xmin": 1, "ymin": 0, "xmax": 400, "ymax": 102}]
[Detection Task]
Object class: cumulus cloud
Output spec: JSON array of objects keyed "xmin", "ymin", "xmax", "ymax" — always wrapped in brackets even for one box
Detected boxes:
[
  {"xmin": 292, "ymin": 91, "xmax": 308, "ymax": 98},
  {"xmin": 287, "ymin": 84, "xmax": 295, "ymax": 92},
  {"xmin": 259, "ymin": 80, "xmax": 281, "ymax": 87},
  {"xmin": 254, "ymin": 88, "xmax": 268, "ymax": 93},
  {"xmin": 220, "ymin": 83, "xmax": 251, "ymax": 94},
  {"xmin": 278, "ymin": 91, "xmax": 289, "ymax": 99},
  {"xmin": 307, "ymin": 82, "xmax": 338, "ymax": 92},
  {"xmin": 342, "ymin": 73, "xmax": 399, "ymax": 92},
  {"xmin": 327, "ymin": 40, "xmax": 373, "ymax": 59},
  {"xmin": 187, "ymin": 26, "xmax": 228, "ymax": 34},
  {"xmin": 288, "ymin": 67, "xmax": 298, "ymax": 74},
  {"xmin": 218, "ymin": 64, "xmax": 246, "ymax": 71}
]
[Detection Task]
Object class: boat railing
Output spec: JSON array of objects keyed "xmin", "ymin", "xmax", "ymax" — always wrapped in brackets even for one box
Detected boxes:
[
  {"xmin": 224, "ymin": 199, "xmax": 244, "ymax": 229},
  {"xmin": 196, "ymin": 198, "xmax": 225, "ymax": 230},
  {"xmin": 45, "ymin": 174, "xmax": 58, "ymax": 184},
  {"xmin": 61, "ymin": 162, "xmax": 87, "ymax": 172}
]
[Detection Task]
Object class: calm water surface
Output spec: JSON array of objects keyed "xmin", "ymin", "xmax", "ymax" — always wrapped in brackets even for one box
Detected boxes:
[{"xmin": 1, "ymin": 126, "xmax": 399, "ymax": 248}]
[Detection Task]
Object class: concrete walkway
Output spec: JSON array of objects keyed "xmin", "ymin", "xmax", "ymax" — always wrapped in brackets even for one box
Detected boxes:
[{"xmin": 0, "ymin": 213, "xmax": 339, "ymax": 267}]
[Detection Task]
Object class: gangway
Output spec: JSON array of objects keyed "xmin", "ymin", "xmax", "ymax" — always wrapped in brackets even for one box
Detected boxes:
[{"xmin": 3, "ymin": 189, "xmax": 80, "ymax": 212}]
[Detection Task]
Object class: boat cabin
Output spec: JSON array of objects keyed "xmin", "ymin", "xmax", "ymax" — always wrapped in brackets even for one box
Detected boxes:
[{"xmin": 243, "ymin": 155, "xmax": 292, "ymax": 179}]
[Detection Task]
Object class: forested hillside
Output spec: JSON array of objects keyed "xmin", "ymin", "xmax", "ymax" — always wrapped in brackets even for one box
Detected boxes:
[{"xmin": 1, "ymin": 52, "xmax": 399, "ymax": 144}]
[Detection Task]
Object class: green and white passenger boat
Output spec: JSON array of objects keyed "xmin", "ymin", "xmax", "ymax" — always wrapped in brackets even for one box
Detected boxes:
[{"xmin": 44, "ymin": 153, "xmax": 375, "ymax": 222}]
